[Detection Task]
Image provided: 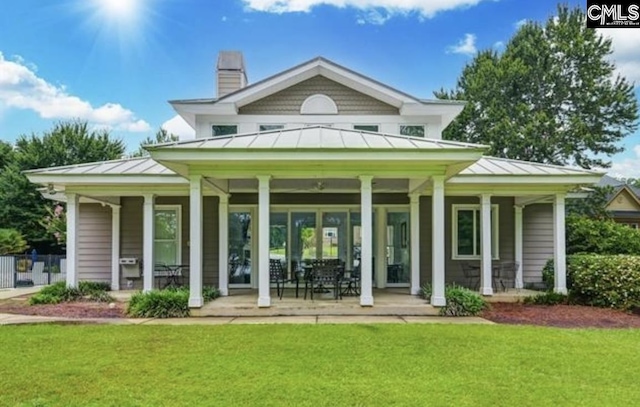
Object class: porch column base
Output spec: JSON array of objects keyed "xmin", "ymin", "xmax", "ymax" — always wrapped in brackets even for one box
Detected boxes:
[
  {"xmin": 480, "ymin": 287, "xmax": 494, "ymax": 296},
  {"xmin": 258, "ymin": 296, "xmax": 271, "ymax": 307},
  {"xmin": 431, "ymin": 295, "xmax": 446, "ymax": 307},
  {"xmin": 360, "ymin": 296, "xmax": 374, "ymax": 307},
  {"xmin": 554, "ymin": 287, "xmax": 568, "ymax": 295},
  {"xmin": 188, "ymin": 297, "xmax": 203, "ymax": 308}
]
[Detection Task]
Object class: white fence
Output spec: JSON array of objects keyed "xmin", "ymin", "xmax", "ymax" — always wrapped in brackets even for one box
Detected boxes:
[{"xmin": 0, "ymin": 256, "xmax": 66, "ymax": 289}]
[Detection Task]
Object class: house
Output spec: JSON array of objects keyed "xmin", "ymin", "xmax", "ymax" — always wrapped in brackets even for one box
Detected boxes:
[
  {"xmin": 598, "ymin": 175, "xmax": 640, "ymax": 228},
  {"xmin": 25, "ymin": 51, "xmax": 602, "ymax": 308}
]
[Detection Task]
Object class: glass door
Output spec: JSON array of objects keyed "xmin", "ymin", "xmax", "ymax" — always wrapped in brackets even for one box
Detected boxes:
[
  {"xmin": 228, "ymin": 210, "xmax": 253, "ymax": 286},
  {"xmin": 386, "ymin": 211, "xmax": 410, "ymax": 286},
  {"xmin": 321, "ymin": 212, "xmax": 347, "ymax": 261},
  {"xmin": 291, "ymin": 212, "xmax": 317, "ymax": 272},
  {"xmin": 270, "ymin": 212, "xmax": 289, "ymax": 278}
]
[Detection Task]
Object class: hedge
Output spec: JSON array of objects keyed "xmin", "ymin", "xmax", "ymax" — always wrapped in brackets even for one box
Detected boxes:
[
  {"xmin": 543, "ymin": 254, "xmax": 640, "ymax": 309},
  {"xmin": 566, "ymin": 215, "xmax": 640, "ymax": 255}
]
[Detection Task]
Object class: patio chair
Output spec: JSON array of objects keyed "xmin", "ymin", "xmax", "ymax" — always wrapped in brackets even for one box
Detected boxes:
[
  {"xmin": 497, "ymin": 261, "xmax": 519, "ymax": 292},
  {"xmin": 306, "ymin": 260, "xmax": 342, "ymax": 301},
  {"xmin": 460, "ymin": 262, "xmax": 480, "ymax": 290},
  {"xmin": 269, "ymin": 259, "xmax": 286, "ymax": 300}
]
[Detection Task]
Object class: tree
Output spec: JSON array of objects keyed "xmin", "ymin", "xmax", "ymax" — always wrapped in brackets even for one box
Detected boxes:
[
  {"xmin": 0, "ymin": 120, "xmax": 125, "ymax": 251},
  {"xmin": 131, "ymin": 128, "xmax": 179, "ymax": 157},
  {"xmin": 0, "ymin": 229, "xmax": 28, "ymax": 255},
  {"xmin": 436, "ymin": 5, "xmax": 638, "ymax": 169},
  {"xmin": 566, "ymin": 185, "xmax": 614, "ymax": 219},
  {"xmin": 0, "ymin": 140, "xmax": 13, "ymax": 170}
]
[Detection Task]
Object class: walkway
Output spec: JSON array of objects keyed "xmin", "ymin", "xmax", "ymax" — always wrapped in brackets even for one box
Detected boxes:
[{"xmin": 0, "ymin": 313, "xmax": 494, "ymax": 326}]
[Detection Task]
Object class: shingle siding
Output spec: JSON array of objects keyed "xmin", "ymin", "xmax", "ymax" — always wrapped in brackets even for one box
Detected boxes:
[{"xmin": 239, "ymin": 75, "xmax": 399, "ymax": 115}]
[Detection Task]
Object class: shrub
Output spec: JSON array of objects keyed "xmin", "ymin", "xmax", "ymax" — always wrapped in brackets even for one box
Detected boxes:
[
  {"xmin": 439, "ymin": 285, "xmax": 487, "ymax": 317},
  {"xmin": 127, "ymin": 289, "xmax": 190, "ymax": 318},
  {"xmin": 78, "ymin": 281, "xmax": 111, "ymax": 294},
  {"xmin": 203, "ymin": 286, "xmax": 220, "ymax": 302},
  {"xmin": 29, "ymin": 282, "xmax": 81, "ymax": 305},
  {"xmin": 568, "ymin": 255, "xmax": 640, "ymax": 309},
  {"xmin": 523, "ymin": 292, "xmax": 571, "ymax": 305},
  {"xmin": 542, "ymin": 258, "xmax": 574, "ymax": 291},
  {"xmin": 0, "ymin": 228, "xmax": 28, "ymax": 255},
  {"xmin": 566, "ymin": 215, "xmax": 640, "ymax": 255},
  {"xmin": 418, "ymin": 283, "xmax": 432, "ymax": 300}
]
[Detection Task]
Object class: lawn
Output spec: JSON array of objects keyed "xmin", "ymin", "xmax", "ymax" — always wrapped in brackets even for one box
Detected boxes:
[{"xmin": 1, "ymin": 324, "xmax": 639, "ymax": 406}]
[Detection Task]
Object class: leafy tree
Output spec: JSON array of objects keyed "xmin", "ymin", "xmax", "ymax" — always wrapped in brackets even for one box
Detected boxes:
[
  {"xmin": 436, "ymin": 5, "xmax": 638, "ymax": 169},
  {"xmin": 0, "ymin": 140, "xmax": 14, "ymax": 170},
  {"xmin": 132, "ymin": 128, "xmax": 179, "ymax": 157},
  {"xmin": 0, "ymin": 120, "xmax": 125, "ymax": 250},
  {"xmin": 0, "ymin": 229, "xmax": 28, "ymax": 255}
]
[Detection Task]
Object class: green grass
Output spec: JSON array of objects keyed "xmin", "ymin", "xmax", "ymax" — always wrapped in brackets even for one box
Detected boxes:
[{"xmin": 1, "ymin": 325, "xmax": 639, "ymax": 406}]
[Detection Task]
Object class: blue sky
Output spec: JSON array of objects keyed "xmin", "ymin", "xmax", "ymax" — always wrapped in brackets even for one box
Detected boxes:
[{"xmin": 0, "ymin": 0, "xmax": 638, "ymax": 176}]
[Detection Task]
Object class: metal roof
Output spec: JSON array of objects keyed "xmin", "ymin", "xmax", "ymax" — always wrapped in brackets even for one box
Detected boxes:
[
  {"xmin": 459, "ymin": 157, "xmax": 602, "ymax": 176},
  {"xmin": 146, "ymin": 126, "xmax": 487, "ymax": 151},
  {"xmin": 24, "ymin": 157, "xmax": 174, "ymax": 176}
]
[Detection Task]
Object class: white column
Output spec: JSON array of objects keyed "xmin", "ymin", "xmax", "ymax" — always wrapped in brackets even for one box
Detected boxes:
[
  {"xmin": 359, "ymin": 175, "xmax": 374, "ymax": 306},
  {"xmin": 142, "ymin": 194, "xmax": 155, "ymax": 293},
  {"xmin": 257, "ymin": 175, "xmax": 271, "ymax": 307},
  {"xmin": 111, "ymin": 205, "xmax": 121, "ymax": 291},
  {"xmin": 410, "ymin": 194, "xmax": 421, "ymax": 295},
  {"xmin": 431, "ymin": 176, "xmax": 446, "ymax": 306},
  {"xmin": 66, "ymin": 193, "xmax": 79, "ymax": 288},
  {"xmin": 480, "ymin": 194, "xmax": 493, "ymax": 296},
  {"xmin": 553, "ymin": 194, "xmax": 567, "ymax": 294},
  {"xmin": 514, "ymin": 205, "xmax": 524, "ymax": 290},
  {"xmin": 218, "ymin": 194, "xmax": 229, "ymax": 296},
  {"xmin": 375, "ymin": 207, "xmax": 387, "ymax": 289},
  {"xmin": 189, "ymin": 175, "xmax": 204, "ymax": 308}
]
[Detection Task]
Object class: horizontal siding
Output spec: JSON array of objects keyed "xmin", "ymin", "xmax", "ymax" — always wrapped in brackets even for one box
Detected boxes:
[
  {"xmin": 218, "ymin": 72, "xmax": 243, "ymax": 97},
  {"xmin": 120, "ymin": 197, "xmax": 143, "ymax": 289},
  {"xmin": 78, "ymin": 204, "xmax": 112, "ymax": 283},
  {"xmin": 239, "ymin": 75, "xmax": 399, "ymax": 115},
  {"xmin": 523, "ymin": 204, "xmax": 553, "ymax": 284}
]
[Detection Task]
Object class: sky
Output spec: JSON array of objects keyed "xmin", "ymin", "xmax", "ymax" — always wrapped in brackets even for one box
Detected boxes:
[{"xmin": 0, "ymin": 0, "xmax": 638, "ymax": 177}]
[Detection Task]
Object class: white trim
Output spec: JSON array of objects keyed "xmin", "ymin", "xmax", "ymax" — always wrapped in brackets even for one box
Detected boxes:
[
  {"xmin": 257, "ymin": 175, "xmax": 271, "ymax": 307},
  {"xmin": 359, "ymin": 175, "xmax": 374, "ymax": 306},
  {"xmin": 66, "ymin": 193, "xmax": 79, "ymax": 288},
  {"xmin": 154, "ymin": 204, "xmax": 182, "ymax": 266},
  {"xmin": 514, "ymin": 205, "xmax": 524, "ymax": 290},
  {"xmin": 142, "ymin": 194, "xmax": 155, "ymax": 293},
  {"xmin": 451, "ymin": 204, "xmax": 499, "ymax": 260},
  {"xmin": 111, "ymin": 206, "xmax": 121, "ymax": 291},
  {"xmin": 431, "ymin": 176, "xmax": 446, "ymax": 306},
  {"xmin": 553, "ymin": 194, "xmax": 567, "ymax": 294},
  {"xmin": 300, "ymin": 94, "xmax": 338, "ymax": 115},
  {"xmin": 480, "ymin": 194, "xmax": 493, "ymax": 296},
  {"xmin": 410, "ymin": 194, "xmax": 420, "ymax": 295},
  {"xmin": 218, "ymin": 195, "xmax": 229, "ymax": 296},
  {"xmin": 188, "ymin": 175, "xmax": 204, "ymax": 308}
]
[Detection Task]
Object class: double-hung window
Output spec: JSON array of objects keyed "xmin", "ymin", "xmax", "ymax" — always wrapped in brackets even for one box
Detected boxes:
[
  {"xmin": 154, "ymin": 205, "xmax": 181, "ymax": 266},
  {"xmin": 452, "ymin": 204, "xmax": 499, "ymax": 259}
]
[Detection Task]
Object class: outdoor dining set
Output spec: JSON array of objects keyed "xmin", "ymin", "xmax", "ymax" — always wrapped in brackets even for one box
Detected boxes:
[{"xmin": 269, "ymin": 258, "xmax": 360, "ymax": 301}]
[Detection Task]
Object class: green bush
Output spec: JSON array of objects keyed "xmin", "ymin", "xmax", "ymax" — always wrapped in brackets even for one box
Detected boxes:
[
  {"xmin": 542, "ymin": 258, "xmax": 574, "ymax": 291},
  {"xmin": 127, "ymin": 289, "xmax": 190, "ymax": 318},
  {"xmin": 523, "ymin": 292, "xmax": 571, "ymax": 305},
  {"xmin": 0, "ymin": 228, "xmax": 28, "ymax": 255},
  {"xmin": 126, "ymin": 286, "xmax": 220, "ymax": 318},
  {"xmin": 439, "ymin": 285, "xmax": 487, "ymax": 317},
  {"xmin": 29, "ymin": 281, "xmax": 113, "ymax": 305},
  {"xmin": 566, "ymin": 215, "xmax": 640, "ymax": 255},
  {"xmin": 418, "ymin": 283, "xmax": 432, "ymax": 300}
]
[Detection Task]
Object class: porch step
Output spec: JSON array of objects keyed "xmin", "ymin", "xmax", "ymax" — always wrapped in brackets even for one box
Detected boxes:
[{"xmin": 192, "ymin": 303, "xmax": 439, "ymax": 317}]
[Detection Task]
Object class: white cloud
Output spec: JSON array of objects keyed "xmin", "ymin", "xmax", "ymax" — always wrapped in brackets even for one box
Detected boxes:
[
  {"xmin": 609, "ymin": 145, "xmax": 640, "ymax": 179},
  {"xmin": 243, "ymin": 0, "xmax": 490, "ymax": 22},
  {"xmin": 598, "ymin": 28, "xmax": 640, "ymax": 85},
  {"xmin": 447, "ymin": 33, "xmax": 477, "ymax": 56},
  {"xmin": 356, "ymin": 8, "xmax": 391, "ymax": 25},
  {"xmin": 493, "ymin": 40, "xmax": 504, "ymax": 49},
  {"xmin": 0, "ymin": 52, "xmax": 151, "ymax": 132},
  {"xmin": 161, "ymin": 115, "xmax": 195, "ymax": 140},
  {"xmin": 514, "ymin": 18, "xmax": 527, "ymax": 29}
]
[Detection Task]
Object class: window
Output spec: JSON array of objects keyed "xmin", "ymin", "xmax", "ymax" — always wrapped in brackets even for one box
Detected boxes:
[
  {"xmin": 400, "ymin": 125, "xmax": 425, "ymax": 137},
  {"xmin": 212, "ymin": 125, "xmax": 237, "ymax": 137},
  {"xmin": 259, "ymin": 124, "xmax": 284, "ymax": 132},
  {"xmin": 628, "ymin": 223, "xmax": 639, "ymax": 229},
  {"xmin": 452, "ymin": 205, "xmax": 499, "ymax": 259},
  {"xmin": 354, "ymin": 125, "xmax": 379, "ymax": 132},
  {"xmin": 154, "ymin": 206, "xmax": 181, "ymax": 266}
]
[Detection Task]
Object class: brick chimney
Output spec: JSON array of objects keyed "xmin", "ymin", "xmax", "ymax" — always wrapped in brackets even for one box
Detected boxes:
[{"xmin": 216, "ymin": 51, "xmax": 247, "ymax": 98}]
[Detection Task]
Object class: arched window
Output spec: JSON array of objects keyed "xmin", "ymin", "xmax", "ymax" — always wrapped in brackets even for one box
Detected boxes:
[{"xmin": 300, "ymin": 94, "xmax": 338, "ymax": 115}]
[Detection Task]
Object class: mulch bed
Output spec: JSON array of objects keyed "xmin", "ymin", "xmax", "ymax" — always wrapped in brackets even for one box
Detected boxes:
[
  {"xmin": 0, "ymin": 299, "xmax": 126, "ymax": 319},
  {"xmin": 483, "ymin": 302, "xmax": 640, "ymax": 329}
]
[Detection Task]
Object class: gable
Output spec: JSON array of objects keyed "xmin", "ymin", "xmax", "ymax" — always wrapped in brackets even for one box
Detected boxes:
[
  {"xmin": 606, "ymin": 188, "xmax": 640, "ymax": 212},
  {"xmin": 238, "ymin": 75, "xmax": 399, "ymax": 115}
]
